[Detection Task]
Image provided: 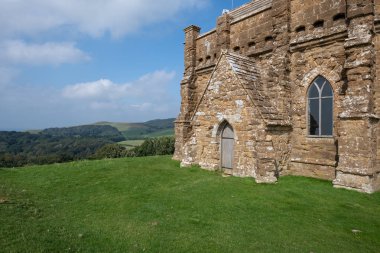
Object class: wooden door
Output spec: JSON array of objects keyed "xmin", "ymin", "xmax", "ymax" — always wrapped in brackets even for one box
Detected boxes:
[{"xmin": 221, "ymin": 124, "xmax": 234, "ymax": 169}]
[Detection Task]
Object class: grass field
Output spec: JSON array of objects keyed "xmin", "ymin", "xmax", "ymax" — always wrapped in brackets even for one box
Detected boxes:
[
  {"xmin": 1, "ymin": 156, "xmax": 379, "ymax": 252},
  {"xmin": 94, "ymin": 122, "xmax": 134, "ymax": 132},
  {"xmin": 143, "ymin": 129, "xmax": 174, "ymax": 138},
  {"xmin": 118, "ymin": 140, "xmax": 145, "ymax": 150},
  {"xmin": 94, "ymin": 119, "xmax": 174, "ymax": 140},
  {"xmin": 120, "ymin": 128, "xmax": 174, "ymax": 140}
]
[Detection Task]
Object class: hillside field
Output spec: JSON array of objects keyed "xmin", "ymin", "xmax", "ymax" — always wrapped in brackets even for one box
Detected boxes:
[
  {"xmin": 26, "ymin": 118, "xmax": 175, "ymax": 140},
  {"xmin": 1, "ymin": 156, "xmax": 379, "ymax": 252},
  {"xmin": 95, "ymin": 118, "xmax": 175, "ymax": 140},
  {"xmin": 117, "ymin": 140, "xmax": 145, "ymax": 150}
]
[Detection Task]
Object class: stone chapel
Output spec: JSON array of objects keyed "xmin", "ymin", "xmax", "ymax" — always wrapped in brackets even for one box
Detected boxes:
[{"xmin": 173, "ymin": 0, "xmax": 380, "ymax": 193}]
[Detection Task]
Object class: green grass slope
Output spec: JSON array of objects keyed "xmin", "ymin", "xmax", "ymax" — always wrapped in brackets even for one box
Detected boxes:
[
  {"xmin": 95, "ymin": 118, "xmax": 175, "ymax": 140},
  {"xmin": 93, "ymin": 121, "xmax": 138, "ymax": 132},
  {"xmin": 26, "ymin": 118, "xmax": 175, "ymax": 140},
  {"xmin": 117, "ymin": 140, "xmax": 145, "ymax": 150},
  {"xmin": 1, "ymin": 156, "xmax": 379, "ymax": 252}
]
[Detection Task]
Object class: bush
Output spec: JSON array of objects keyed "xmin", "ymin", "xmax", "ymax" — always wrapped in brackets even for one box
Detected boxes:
[
  {"xmin": 133, "ymin": 136, "xmax": 175, "ymax": 157},
  {"xmin": 93, "ymin": 137, "xmax": 174, "ymax": 160},
  {"xmin": 0, "ymin": 153, "xmax": 28, "ymax": 167},
  {"xmin": 94, "ymin": 144, "xmax": 127, "ymax": 159}
]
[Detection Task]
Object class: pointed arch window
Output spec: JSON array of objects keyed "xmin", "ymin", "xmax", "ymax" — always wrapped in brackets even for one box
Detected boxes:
[{"xmin": 308, "ymin": 76, "xmax": 333, "ymax": 136}]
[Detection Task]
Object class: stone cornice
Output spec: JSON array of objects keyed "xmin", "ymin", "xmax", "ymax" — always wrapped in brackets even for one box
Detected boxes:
[
  {"xmin": 246, "ymin": 46, "xmax": 273, "ymax": 57},
  {"xmin": 338, "ymin": 113, "xmax": 380, "ymax": 121},
  {"xmin": 195, "ymin": 64, "xmax": 216, "ymax": 75},
  {"xmin": 229, "ymin": 0, "xmax": 272, "ymax": 24},
  {"xmin": 197, "ymin": 29, "xmax": 216, "ymax": 40},
  {"xmin": 184, "ymin": 25, "xmax": 201, "ymax": 33},
  {"xmin": 290, "ymin": 28, "xmax": 347, "ymax": 52}
]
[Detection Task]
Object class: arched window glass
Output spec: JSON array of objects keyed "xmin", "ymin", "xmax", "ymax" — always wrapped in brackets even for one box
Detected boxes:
[{"xmin": 308, "ymin": 76, "xmax": 333, "ymax": 136}]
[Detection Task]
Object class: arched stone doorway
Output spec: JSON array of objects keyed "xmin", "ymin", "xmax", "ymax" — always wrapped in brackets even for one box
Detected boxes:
[{"xmin": 221, "ymin": 123, "xmax": 234, "ymax": 171}]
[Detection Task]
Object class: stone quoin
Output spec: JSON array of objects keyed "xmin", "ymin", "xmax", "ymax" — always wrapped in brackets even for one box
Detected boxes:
[{"xmin": 174, "ymin": 0, "xmax": 380, "ymax": 193}]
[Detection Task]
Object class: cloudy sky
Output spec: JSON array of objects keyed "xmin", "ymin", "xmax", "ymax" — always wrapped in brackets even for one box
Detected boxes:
[{"xmin": 0, "ymin": 0, "xmax": 249, "ymax": 130}]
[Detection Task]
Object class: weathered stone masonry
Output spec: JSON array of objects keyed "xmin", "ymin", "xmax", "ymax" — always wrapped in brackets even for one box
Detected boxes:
[{"xmin": 174, "ymin": 0, "xmax": 380, "ymax": 193}]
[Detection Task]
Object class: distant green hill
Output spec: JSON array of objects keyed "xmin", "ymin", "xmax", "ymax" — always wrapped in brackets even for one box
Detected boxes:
[
  {"xmin": 41, "ymin": 125, "xmax": 125, "ymax": 142},
  {"xmin": 0, "ymin": 125, "xmax": 123, "ymax": 168},
  {"xmin": 26, "ymin": 118, "xmax": 175, "ymax": 140},
  {"xmin": 94, "ymin": 118, "xmax": 175, "ymax": 140},
  {"xmin": 2, "ymin": 119, "xmax": 175, "ymax": 168}
]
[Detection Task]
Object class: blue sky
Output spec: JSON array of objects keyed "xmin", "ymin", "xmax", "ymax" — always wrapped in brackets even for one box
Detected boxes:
[{"xmin": 0, "ymin": 0, "xmax": 250, "ymax": 130}]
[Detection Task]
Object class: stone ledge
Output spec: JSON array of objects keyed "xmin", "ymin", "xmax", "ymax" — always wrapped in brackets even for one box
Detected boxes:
[
  {"xmin": 338, "ymin": 113, "xmax": 380, "ymax": 120},
  {"xmin": 195, "ymin": 64, "xmax": 216, "ymax": 75},
  {"xmin": 290, "ymin": 159, "xmax": 336, "ymax": 167},
  {"xmin": 344, "ymin": 37, "xmax": 372, "ymax": 49},
  {"xmin": 304, "ymin": 137, "xmax": 335, "ymax": 144},
  {"xmin": 247, "ymin": 46, "xmax": 273, "ymax": 57},
  {"xmin": 290, "ymin": 29, "xmax": 347, "ymax": 52},
  {"xmin": 336, "ymin": 165, "xmax": 376, "ymax": 176},
  {"xmin": 229, "ymin": 0, "xmax": 272, "ymax": 24},
  {"xmin": 197, "ymin": 29, "xmax": 216, "ymax": 40}
]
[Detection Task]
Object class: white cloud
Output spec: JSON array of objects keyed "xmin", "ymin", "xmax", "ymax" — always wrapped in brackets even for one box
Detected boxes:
[
  {"xmin": 62, "ymin": 70, "xmax": 176, "ymax": 102},
  {"xmin": 63, "ymin": 79, "xmax": 129, "ymax": 99},
  {"xmin": 0, "ymin": 0, "xmax": 208, "ymax": 38},
  {"xmin": 0, "ymin": 40, "xmax": 90, "ymax": 66},
  {"xmin": 60, "ymin": 70, "xmax": 178, "ymax": 117},
  {"xmin": 0, "ymin": 0, "xmax": 201, "ymax": 129},
  {"xmin": 0, "ymin": 0, "xmax": 208, "ymax": 67},
  {"xmin": 0, "ymin": 70, "xmax": 180, "ymax": 130}
]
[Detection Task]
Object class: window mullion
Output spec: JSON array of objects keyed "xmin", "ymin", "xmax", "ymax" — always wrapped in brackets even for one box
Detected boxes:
[{"xmin": 319, "ymin": 94, "xmax": 322, "ymax": 136}]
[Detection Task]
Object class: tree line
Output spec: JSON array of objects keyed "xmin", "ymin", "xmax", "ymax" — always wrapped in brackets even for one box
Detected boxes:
[
  {"xmin": 94, "ymin": 136, "xmax": 175, "ymax": 159},
  {"xmin": 0, "ymin": 125, "xmax": 175, "ymax": 168}
]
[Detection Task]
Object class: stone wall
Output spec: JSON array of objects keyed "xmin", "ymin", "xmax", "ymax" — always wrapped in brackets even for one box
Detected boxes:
[
  {"xmin": 181, "ymin": 53, "xmax": 289, "ymax": 183},
  {"xmin": 288, "ymin": 44, "xmax": 345, "ymax": 180},
  {"xmin": 175, "ymin": 0, "xmax": 380, "ymax": 193},
  {"xmin": 229, "ymin": 9, "xmax": 273, "ymax": 56}
]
